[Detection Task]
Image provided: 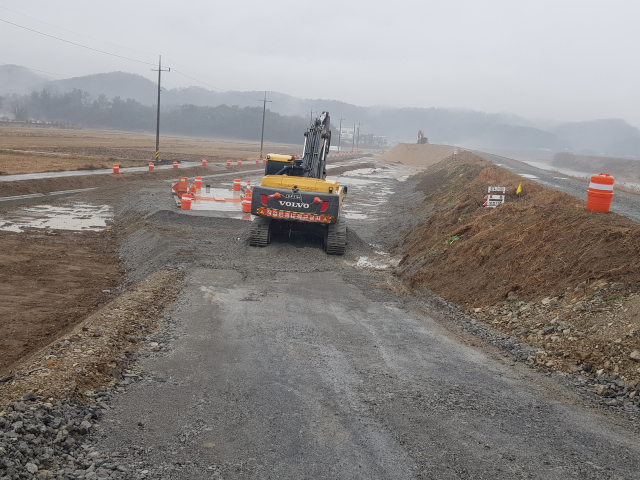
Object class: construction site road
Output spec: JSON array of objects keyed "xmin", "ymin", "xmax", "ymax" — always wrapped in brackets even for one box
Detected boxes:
[
  {"xmin": 86, "ymin": 158, "xmax": 640, "ymax": 479},
  {"xmin": 473, "ymin": 150, "xmax": 640, "ymax": 224}
]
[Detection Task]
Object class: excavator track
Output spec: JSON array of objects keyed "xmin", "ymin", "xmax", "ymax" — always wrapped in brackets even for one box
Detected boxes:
[
  {"xmin": 249, "ymin": 218, "xmax": 272, "ymax": 247},
  {"xmin": 324, "ymin": 220, "xmax": 347, "ymax": 255}
]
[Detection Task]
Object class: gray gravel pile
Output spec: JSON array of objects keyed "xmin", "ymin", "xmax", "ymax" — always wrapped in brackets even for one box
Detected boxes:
[{"xmin": 0, "ymin": 395, "xmax": 110, "ymax": 479}]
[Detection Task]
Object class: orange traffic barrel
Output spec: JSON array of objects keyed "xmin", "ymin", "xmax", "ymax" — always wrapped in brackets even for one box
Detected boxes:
[
  {"xmin": 113, "ymin": 164, "xmax": 119, "ymax": 174},
  {"xmin": 233, "ymin": 179, "xmax": 241, "ymax": 191},
  {"xmin": 242, "ymin": 196, "xmax": 252, "ymax": 213},
  {"xmin": 238, "ymin": 159, "xmax": 242, "ymax": 166},
  {"xmin": 202, "ymin": 158, "xmax": 207, "ymax": 166},
  {"xmin": 173, "ymin": 161, "xmax": 179, "ymax": 169},
  {"xmin": 587, "ymin": 173, "xmax": 614, "ymax": 213},
  {"xmin": 149, "ymin": 163, "xmax": 154, "ymax": 171},
  {"xmin": 256, "ymin": 158, "xmax": 260, "ymax": 164},
  {"xmin": 227, "ymin": 159, "xmax": 231, "ymax": 166},
  {"xmin": 194, "ymin": 176, "xmax": 202, "ymax": 189},
  {"xmin": 181, "ymin": 194, "xmax": 192, "ymax": 210}
]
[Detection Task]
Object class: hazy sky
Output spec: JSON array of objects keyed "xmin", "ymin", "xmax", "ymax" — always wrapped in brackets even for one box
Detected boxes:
[{"xmin": 1, "ymin": 0, "xmax": 639, "ymax": 126}]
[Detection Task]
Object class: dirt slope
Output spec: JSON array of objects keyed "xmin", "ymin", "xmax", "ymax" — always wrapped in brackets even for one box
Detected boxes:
[
  {"xmin": 380, "ymin": 143, "xmax": 455, "ymax": 166},
  {"xmin": 395, "ymin": 151, "xmax": 640, "ymax": 382}
]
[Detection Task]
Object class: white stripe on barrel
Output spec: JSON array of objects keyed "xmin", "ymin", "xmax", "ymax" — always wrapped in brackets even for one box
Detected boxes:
[{"xmin": 589, "ymin": 182, "xmax": 613, "ymax": 191}]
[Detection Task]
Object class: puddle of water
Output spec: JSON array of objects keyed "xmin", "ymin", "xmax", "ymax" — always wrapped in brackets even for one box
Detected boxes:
[
  {"xmin": 521, "ymin": 161, "xmax": 590, "ymax": 178},
  {"xmin": 0, "ymin": 203, "xmax": 112, "ymax": 232},
  {"xmin": 356, "ymin": 256, "xmax": 389, "ymax": 270},
  {"xmin": 332, "ymin": 177, "xmax": 382, "ymax": 186},
  {"xmin": 342, "ymin": 168, "xmax": 379, "ymax": 176},
  {"xmin": 344, "ymin": 212, "xmax": 369, "ymax": 219}
]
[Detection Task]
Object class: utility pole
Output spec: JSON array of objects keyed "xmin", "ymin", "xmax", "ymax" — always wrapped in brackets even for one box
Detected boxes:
[
  {"xmin": 351, "ymin": 122, "xmax": 355, "ymax": 153},
  {"xmin": 356, "ymin": 122, "xmax": 360, "ymax": 151},
  {"xmin": 259, "ymin": 91, "xmax": 272, "ymax": 160},
  {"xmin": 152, "ymin": 55, "xmax": 170, "ymax": 162},
  {"xmin": 338, "ymin": 116, "xmax": 344, "ymax": 153}
]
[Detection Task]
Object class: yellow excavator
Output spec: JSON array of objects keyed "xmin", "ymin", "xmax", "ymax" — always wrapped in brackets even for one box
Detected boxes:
[{"xmin": 249, "ymin": 111, "xmax": 347, "ymax": 254}]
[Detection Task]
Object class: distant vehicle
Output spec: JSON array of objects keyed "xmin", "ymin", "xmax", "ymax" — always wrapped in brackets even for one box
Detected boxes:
[{"xmin": 417, "ymin": 130, "xmax": 429, "ymax": 144}]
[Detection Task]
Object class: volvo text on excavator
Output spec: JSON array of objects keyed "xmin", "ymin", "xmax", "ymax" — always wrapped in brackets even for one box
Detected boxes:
[{"xmin": 249, "ymin": 111, "xmax": 347, "ymax": 254}]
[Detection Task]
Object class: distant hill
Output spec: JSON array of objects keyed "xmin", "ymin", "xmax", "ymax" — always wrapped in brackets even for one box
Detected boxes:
[
  {"xmin": 3, "ymin": 65, "xmax": 640, "ymax": 157},
  {"xmin": 0, "ymin": 64, "xmax": 47, "ymax": 95},
  {"xmin": 551, "ymin": 119, "xmax": 640, "ymax": 157},
  {"xmin": 48, "ymin": 71, "xmax": 159, "ymax": 104}
]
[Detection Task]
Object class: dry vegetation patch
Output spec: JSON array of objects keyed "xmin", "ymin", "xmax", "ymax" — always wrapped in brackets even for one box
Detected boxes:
[{"xmin": 396, "ymin": 151, "xmax": 640, "ymax": 383}]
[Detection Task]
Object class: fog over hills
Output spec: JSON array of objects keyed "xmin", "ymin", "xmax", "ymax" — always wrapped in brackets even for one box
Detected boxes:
[{"xmin": 1, "ymin": 65, "xmax": 639, "ymax": 158}]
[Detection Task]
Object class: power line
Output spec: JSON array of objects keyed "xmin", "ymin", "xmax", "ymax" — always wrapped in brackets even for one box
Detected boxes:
[
  {"xmin": 0, "ymin": 17, "xmax": 156, "ymax": 66},
  {"xmin": 0, "ymin": 5, "xmax": 158, "ymax": 57}
]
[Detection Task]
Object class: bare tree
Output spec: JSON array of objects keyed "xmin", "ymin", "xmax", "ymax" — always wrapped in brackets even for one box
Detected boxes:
[{"xmin": 10, "ymin": 100, "xmax": 27, "ymax": 121}]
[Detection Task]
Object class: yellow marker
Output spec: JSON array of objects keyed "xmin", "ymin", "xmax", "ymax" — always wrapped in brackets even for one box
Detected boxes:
[
  {"xmin": 516, "ymin": 184, "xmax": 522, "ymax": 195},
  {"xmin": 155, "ymin": 151, "xmax": 159, "ymax": 159}
]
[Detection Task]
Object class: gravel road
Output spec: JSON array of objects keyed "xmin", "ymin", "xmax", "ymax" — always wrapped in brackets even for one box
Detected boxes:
[
  {"xmin": 472, "ymin": 150, "xmax": 640, "ymax": 224},
  {"xmin": 88, "ymin": 160, "xmax": 640, "ymax": 479}
]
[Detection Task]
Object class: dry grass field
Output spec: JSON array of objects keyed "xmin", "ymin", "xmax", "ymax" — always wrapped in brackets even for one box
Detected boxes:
[{"xmin": 0, "ymin": 125, "xmax": 299, "ymax": 175}]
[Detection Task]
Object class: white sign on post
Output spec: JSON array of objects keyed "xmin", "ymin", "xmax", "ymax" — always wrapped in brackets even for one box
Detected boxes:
[
  {"xmin": 484, "ymin": 187, "xmax": 506, "ymax": 207},
  {"xmin": 484, "ymin": 194, "xmax": 505, "ymax": 201}
]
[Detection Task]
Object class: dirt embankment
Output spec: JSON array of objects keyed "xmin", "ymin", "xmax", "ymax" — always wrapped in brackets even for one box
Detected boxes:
[
  {"xmin": 0, "ymin": 230, "xmax": 124, "ymax": 377},
  {"xmin": 552, "ymin": 152, "xmax": 640, "ymax": 183},
  {"xmin": 380, "ymin": 143, "xmax": 455, "ymax": 167},
  {"xmin": 396, "ymin": 151, "xmax": 640, "ymax": 382}
]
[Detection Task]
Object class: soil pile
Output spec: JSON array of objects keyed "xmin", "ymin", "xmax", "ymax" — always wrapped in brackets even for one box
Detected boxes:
[
  {"xmin": 397, "ymin": 151, "xmax": 640, "ymax": 306},
  {"xmin": 396, "ymin": 151, "xmax": 640, "ymax": 382},
  {"xmin": 380, "ymin": 143, "xmax": 454, "ymax": 167}
]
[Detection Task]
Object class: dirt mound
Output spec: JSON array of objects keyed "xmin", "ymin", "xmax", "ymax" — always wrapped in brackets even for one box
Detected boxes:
[
  {"xmin": 397, "ymin": 151, "xmax": 640, "ymax": 306},
  {"xmin": 380, "ymin": 143, "xmax": 455, "ymax": 167},
  {"xmin": 395, "ymin": 151, "xmax": 640, "ymax": 381}
]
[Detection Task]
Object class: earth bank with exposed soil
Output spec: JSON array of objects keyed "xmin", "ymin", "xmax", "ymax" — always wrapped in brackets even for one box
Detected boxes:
[{"xmin": 395, "ymin": 151, "xmax": 640, "ymax": 387}]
